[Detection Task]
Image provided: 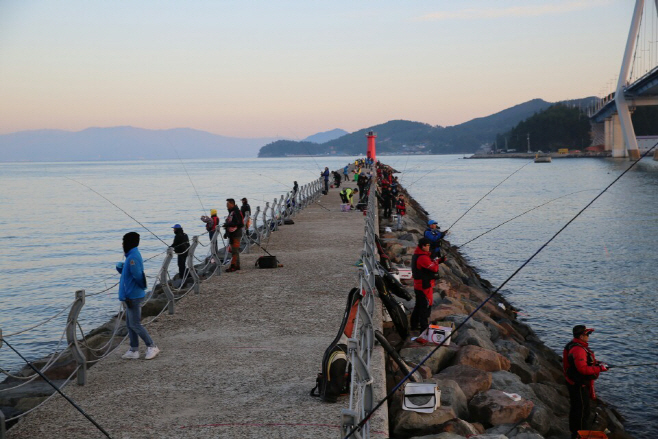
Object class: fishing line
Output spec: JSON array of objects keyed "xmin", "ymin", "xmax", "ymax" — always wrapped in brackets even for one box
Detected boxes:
[
  {"xmin": 446, "ymin": 160, "xmax": 533, "ymax": 232},
  {"xmin": 457, "ymin": 188, "xmax": 600, "ymax": 249},
  {"xmin": 171, "ymin": 145, "xmax": 206, "ymax": 213},
  {"xmin": 404, "ymin": 156, "xmax": 463, "ymax": 189},
  {"xmin": 256, "ymin": 173, "xmax": 293, "ymax": 190},
  {"xmin": 66, "ymin": 177, "xmax": 169, "ymax": 248},
  {"xmin": 0, "ymin": 337, "xmax": 113, "ymax": 438},
  {"xmin": 343, "ymin": 144, "xmax": 658, "ymax": 439}
]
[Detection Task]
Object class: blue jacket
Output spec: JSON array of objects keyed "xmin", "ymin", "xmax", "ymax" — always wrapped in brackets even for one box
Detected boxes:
[
  {"xmin": 424, "ymin": 228, "xmax": 445, "ymax": 245},
  {"xmin": 117, "ymin": 247, "xmax": 146, "ymax": 301},
  {"xmin": 322, "ymin": 169, "xmax": 330, "ymax": 181}
]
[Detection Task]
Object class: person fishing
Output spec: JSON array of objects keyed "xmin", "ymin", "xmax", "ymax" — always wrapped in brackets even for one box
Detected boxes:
[
  {"xmin": 322, "ymin": 167, "xmax": 330, "ymax": 193},
  {"xmin": 339, "ymin": 187, "xmax": 358, "ymax": 209},
  {"xmin": 117, "ymin": 232, "xmax": 160, "ymax": 360},
  {"xmin": 424, "ymin": 220, "xmax": 447, "ymax": 259},
  {"xmin": 333, "ymin": 170, "xmax": 342, "ymax": 188},
  {"xmin": 200, "ymin": 209, "xmax": 220, "ymax": 245},
  {"xmin": 380, "ymin": 185, "xmax": 393, "ymax": 219},
  {"xmin": 241, "ymin": 198, "xmax": 251, "ymax": 231},
  {"xmin": 410, "ymin": 238, "xmax": 445, "ymax": 336},
  {"xmin": 223, "ymin": 198, "xmax": 244, "ymax": 272},
  {"xmin": 171, "ymin": 224, "xmax": 190, "ymax": 282},
  {"xmin": 563, "ymin": 325, "xmax": 609, "ymax": 438},
  {"xmin": 395, "ymin": 194, "xmax": 406, "ymax": 231}
]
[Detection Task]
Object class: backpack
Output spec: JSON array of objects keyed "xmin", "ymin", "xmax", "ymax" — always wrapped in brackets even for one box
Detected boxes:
[
  {"xmin": 311, "ymin": 288, "xmax": 360, "ymax": 402},
  {"xmin": 375, "ymin": 276, "xmax": 409, "ymax": 340}
]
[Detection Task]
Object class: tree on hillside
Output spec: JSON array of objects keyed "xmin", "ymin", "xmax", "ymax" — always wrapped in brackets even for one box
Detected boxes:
[{"xmin": 496, "ymin": 104, "xmax": 591, "ymax": 152}]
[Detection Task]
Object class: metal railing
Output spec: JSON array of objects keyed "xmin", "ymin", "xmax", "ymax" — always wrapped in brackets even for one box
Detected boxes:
[
  {"xmin": 341, "ymin": 181, "xmax": 378, "ymax": 439},
  {"xmin": 0, "ymin": 175, "xmax": 324, "ymax": 437}
]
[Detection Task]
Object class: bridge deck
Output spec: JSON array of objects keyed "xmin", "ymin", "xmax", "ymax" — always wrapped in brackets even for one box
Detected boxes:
[{"xmin": 8, "ymin": 187, "xmax": 380, "ymax": 439}]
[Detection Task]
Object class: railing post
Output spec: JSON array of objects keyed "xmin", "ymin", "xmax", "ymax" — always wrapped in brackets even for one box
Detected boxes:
[
  {"xmin": 208, "ymin": 231, "xmax": 221, "ymax": 277},
  {"xmin": 187, "ymin": 236, "xmax": 201, "ymax": 294},
  {"xmin": 65, "ymin": 290, "xmax": 87, "ymax": 386},
  {"xmin": 161, "ymin": 248, "xmax": 176, "ymax": 314},
  {"xmin": 252, "ymin": 206, "xmax": 261, "ymax": 244},
  {"xmin": 263, "ymin": 202, "xmax": 270, "ymax": 239}
]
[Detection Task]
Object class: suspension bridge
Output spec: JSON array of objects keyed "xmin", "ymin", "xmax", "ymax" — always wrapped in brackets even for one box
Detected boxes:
[{"xmin": 590, "ymin": 0, "xmax": 658, "ymax": 159}]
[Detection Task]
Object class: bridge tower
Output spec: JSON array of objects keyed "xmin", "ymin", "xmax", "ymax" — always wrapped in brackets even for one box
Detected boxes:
[
  {"xmin": 366, "ymin": 131, "xmax": 377, "ymax": 162},
  {"xmin": 614, "ymin": 0, "xmax": 647, "ymax": 159}
]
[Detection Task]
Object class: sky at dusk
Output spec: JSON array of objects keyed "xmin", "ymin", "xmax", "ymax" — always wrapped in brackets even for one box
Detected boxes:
[{"xmin": 0, "ymin": 0, "xmax": 643, "ymax": 138}]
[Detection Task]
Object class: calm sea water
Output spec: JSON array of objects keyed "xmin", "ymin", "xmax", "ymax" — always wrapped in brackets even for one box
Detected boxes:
[{"xmin": 1, "ymin": 155, "xmax": 656, "ymax": 436}]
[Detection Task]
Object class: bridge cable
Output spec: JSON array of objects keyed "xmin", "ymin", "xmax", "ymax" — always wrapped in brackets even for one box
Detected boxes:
[
  {"xmin": 0, "ymin": 337, "xmax": 113, "ymax": 438},
  {"xmin": 343, "ymin": 143, "xmax": 657, "ymax": 439}
]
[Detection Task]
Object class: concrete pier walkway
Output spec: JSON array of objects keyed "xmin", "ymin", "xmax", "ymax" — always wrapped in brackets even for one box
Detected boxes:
[{"xmin": 9, "ymin": 188, "xmax": 372, "ymax": 439}]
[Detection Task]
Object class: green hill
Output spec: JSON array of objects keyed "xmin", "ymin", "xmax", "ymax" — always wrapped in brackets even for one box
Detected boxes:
[{"xmin": 257, "ymin": 98, "xmax": 597, "ymax": 157}]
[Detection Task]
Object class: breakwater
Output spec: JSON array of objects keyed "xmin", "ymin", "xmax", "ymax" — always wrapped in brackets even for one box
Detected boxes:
[{"xmin": 371, "ymin": 165, "xmax": 633, "ymax": 438}]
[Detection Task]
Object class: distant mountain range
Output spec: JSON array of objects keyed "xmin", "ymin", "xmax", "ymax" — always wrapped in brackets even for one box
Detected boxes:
[
  {"xmin": 303, "ymin": 128, "xmax": 349, "ymax": 144},
  {"xmin": 258, "ymin": 97, "xmax": 597, "ymax": 157},
  {"xmin": 0, "ymin": 127, "xmax": 281, "ymax": 162},
  {"xmin": 0, "ymin": 97, "xmax": 597, "ymax": 162}
]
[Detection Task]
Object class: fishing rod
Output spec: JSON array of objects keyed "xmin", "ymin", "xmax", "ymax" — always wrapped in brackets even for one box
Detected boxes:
[
  {"xmin": 66, "ymin": 177, "xmax": 169, "ymax": 248},
  {"xmin": 0, "ymin": 337, "xmax": 113, "ymax": 438},
  {"xmin": 457, "ymin": 188, "xmax": 599, "ymax": 249},
  {"xmin": 256, "ymin": 173, "xmax": 294, "ymax": 191},
  {"xmin": 403, "ymin": 156, "xmax": 463, "ymax": 189},
  {"xmin": 608, "ymin": 362, "xmax": 658, "ymax": 369},
  {"xmin": 343, "ymin": 144, "xmax": 658, "ymax": 439},
  {"xmin": 445, "ymin": 160, "xmax": 532, "ymax": 232},
  {"xmin": 171, "ymin": 145, "xmax": 206, "ymax": 213}
]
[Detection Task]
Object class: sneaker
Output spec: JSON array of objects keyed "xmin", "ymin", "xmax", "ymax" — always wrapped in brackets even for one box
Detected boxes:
[
  {"xmin": 145, "ymin": 346, "xmax": 160, "ymax": 360},
  {"xmin": 122, "ymin": 350, "xmax": 140, "ymax": 360}
]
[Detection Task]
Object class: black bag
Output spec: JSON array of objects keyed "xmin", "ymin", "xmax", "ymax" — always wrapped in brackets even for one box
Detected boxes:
[
  {"xmin": 311, "ymin": 288, "xmax": 360, "ymax": 402},
  {"xmin": 284, "ymin": 219, "xmax": 294, "ymax": 225},
  {"xmin": 255, "ymin": 256, "xmax": 278, "ymax": 268},
  {"xmin": 322, "ymin": 190, "xmax": 328, "ymax": 195},
  {"xmin": 375, "ymin": 276, "xmax": 410, "ymax": 339},
  {"xmin": 382, "ymin": 269, "xmax": 412, "ymax": 301}
]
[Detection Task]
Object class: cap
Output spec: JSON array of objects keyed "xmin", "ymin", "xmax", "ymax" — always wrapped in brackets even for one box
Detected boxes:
[
  {"xmin": 573, "ymin": 325, "xmax": 595, "ymax": 337},
  {"xmin": 428, "ymin": 220, "xmax": 438, "ymax": 226},
  {"xmin": 172, "ymin": 224, "xmax": 182, "ymax": 229},
  {"xmin": 210, "ymin": 209, "xmax": 217, "ymax": 215}
]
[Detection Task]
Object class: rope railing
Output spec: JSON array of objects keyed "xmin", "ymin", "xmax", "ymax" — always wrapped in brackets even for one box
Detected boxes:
[
  {"xmin": 0, "ymin": 175, "xmax": 325, "ymax": 434},
  {"xmin": 342, "ymin": 178, "xmax": 378, "ymax": 439}
]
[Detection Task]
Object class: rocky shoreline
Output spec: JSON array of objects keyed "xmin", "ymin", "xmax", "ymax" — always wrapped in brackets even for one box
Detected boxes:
[{"xmin": 375, "ymin": 178, "xmax": 632, "ymax": 439}]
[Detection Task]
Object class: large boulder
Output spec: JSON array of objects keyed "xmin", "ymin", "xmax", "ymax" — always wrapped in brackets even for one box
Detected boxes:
[
  {"xmin": 486, "ymin": 422, "xmax": 544, "ymax": 439},
  {"xmin": 454, "ymin": 345, "xmax": 511, "ymax": 372},
  {"xmin": 424, "ymin": 378, "xmax": 468, "ymax": 419},
  {"xmin": 528, "ymin": 383, "xmax": 569, "ymax": 416},
  {"xmin": 436, "ymin": 418, "xmax": 481, "ymax": 436},
  {"xmin": 468, "ymin": 390, "xmax": 534, "ymax": 427},
  {"xmin": 495, "ymin": 339, "xmax": 537, "ymax": 384},
  {"xmin": 393, "ymin": 406, "xmax": 457, "ymax": 438},
  {"xmin": 409, "ymin": 433, "xmax": 467, "ymax": 439},
  {"xmin": 437, "ymin": 365, "xmax": 492, "ymax": 400},
  {"xmin": 401, "ymin": 346, "xmax": 457, "ymax": 374},
  {"xmin": 444, "ymin": 315, "xmax": 496, "ymax": 351}
]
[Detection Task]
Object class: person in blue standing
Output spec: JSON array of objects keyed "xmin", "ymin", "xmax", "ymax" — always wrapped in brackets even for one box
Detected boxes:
[
  {"xmin": 424, "ymin": 220, "xmax": 447, "ymax": 259},
  {"xmin": 343, "ymin": 165, "xmax": 349, "ymax": 183},
  {"xmin": 322, "ymin": 167, "xmax": 330, "ymax": 193},
  {"xmin": 117, "ymin": 232, "xmax": 160, "ymax": 360}
]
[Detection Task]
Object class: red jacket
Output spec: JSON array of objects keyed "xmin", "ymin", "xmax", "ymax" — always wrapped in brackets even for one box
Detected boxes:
[
  {"xmin": 563, "ymin": 338, "xmax": 602, "ymax": 399},
  {"xmin": 412, "ymin": 247, "xmax": 439, "ymax": 304}
]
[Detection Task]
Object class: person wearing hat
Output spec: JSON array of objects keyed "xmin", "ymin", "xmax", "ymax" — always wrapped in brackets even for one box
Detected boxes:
[
  {"xmin": 424, "ymin": 220, "xmax": 447, "ymax": 259},
  {"xmin": 223, "ymin": 198, "xmax": 244, "ymax": 272},
  {"xmin": 171, "ymin": 224, "xmax": 190, "ymax": 281},
  {"xmin": 411, "ymin": 237, "xmax": 446, "ymax": 334},
  {"xmin": 117, "ymin": 232, "xmax": 159, "ymax": 360},
  {"xmin": 201, "ymin": 209, "xmax": 220, "ymax": 244},
  {"xmin": 563, "ymin": 325, "xmax": 609, "ymax": 437}
]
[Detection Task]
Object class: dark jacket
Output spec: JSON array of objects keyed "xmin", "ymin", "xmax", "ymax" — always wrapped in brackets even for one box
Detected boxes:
[
  {"xmin": 241, "ymin": 203, "xmax": 251, "ymax": 219},
  {"xmin": 424, "ymin": 228, "xmax": 446, "ymax": 256},
  {"xmin": 172, "ymin": 229, "xmax": 190, "ymax": 256},
  {"xmin": 224, "ymin": 206, "xmax": 244, "ymax": 235}
]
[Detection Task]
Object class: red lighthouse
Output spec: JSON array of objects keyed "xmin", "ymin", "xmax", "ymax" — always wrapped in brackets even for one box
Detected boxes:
[{"xmin": 366, "ymin": 131, "xmax": 377, "ymax": 162}]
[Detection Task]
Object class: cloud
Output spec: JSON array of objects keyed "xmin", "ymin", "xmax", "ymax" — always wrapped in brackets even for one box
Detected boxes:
[{"xmin": 415, "ymin": 0, "xmax": 612, "ymax": 21}]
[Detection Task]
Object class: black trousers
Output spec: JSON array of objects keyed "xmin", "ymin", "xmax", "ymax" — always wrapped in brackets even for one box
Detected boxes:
[
  {"xmin": 324, "ymin": 180, "xmax": 329, "ymax": 192},
  {"xmin": 177, "ymin": 255, "xmax": 187, "ymax": 280},
  {"xmin": 382, "ymin": 200, "xmax": 391, "ymax": 218},
  {"xmin": 410, "ymin": 289, "xmax": 431, "ymax": 333},
  {"xmin": 568, "ymin": 383, "xmax": 591, "ymax": 437}
]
